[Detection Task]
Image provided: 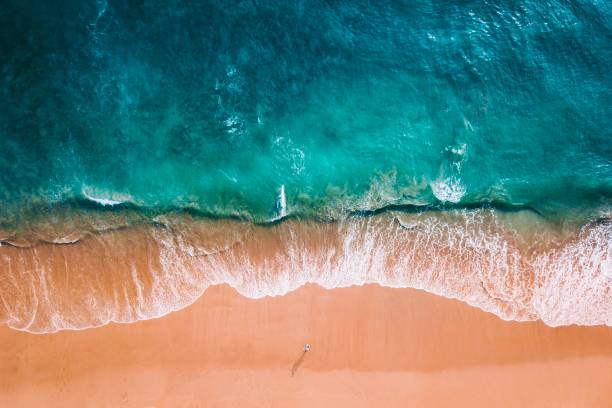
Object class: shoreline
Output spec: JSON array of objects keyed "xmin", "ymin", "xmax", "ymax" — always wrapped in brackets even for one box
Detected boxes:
[
  {"xmin": 1, "ymin": 209, "xmax": 610, "ymax": 332},
  {"xmin": 2, "ymin": 284, "xmax": 612, "ymax": 406}
]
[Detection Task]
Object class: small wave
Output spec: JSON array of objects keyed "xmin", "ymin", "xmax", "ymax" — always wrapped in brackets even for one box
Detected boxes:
[
  {"xmin": 43, "ymin": 231, "xmax": 84, "ymax": 245},
  {"xmin": 81, "ymin": 187, "xmax": 130, "ymax": 207},
  {"xmin": 0, "ymin": 238, "xmax": 32, "ymax": 248},
  {"xmin": 270, "ymin": 185, "xmax": 288, "ymax": 221},
  {"xmin": 430, "ymin": 177, "xmax": 466, "ymax": 203}
]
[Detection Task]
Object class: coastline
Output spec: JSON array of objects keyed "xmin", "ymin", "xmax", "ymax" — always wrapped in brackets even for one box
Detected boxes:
[
  {"xmin": 1, "ymin": 209, "xmax": 610, "ymax": 332},
  {"xmin": 2, "ymin": 284, "xmax": 612, "ymax": 407},
  {"xmin": 2, "ymin": 0, "xmax": 611, "ymax": 405}
]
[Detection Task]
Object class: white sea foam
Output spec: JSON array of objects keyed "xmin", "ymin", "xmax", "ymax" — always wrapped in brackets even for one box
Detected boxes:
[
  {"xmin": 291, "ymin": 148, "xmax": 305, "ymax": 175},
  {"xmin": 451, "ymin": 143, "xmax": 468, "ymax": 156},
  {"xmin": 430, "ymin": 177, "xmax": 466, "ymax": 203},
  {"xmin": 433, "ymin": 142, "xmax": 468, "ymax": 202},
  {"xmin": 270, "ymin": 185, "xmax": 288, "ymax": 221},
  {"xmin": 82, "ymin": 187, "xmax": 129, "ymax": 206},
  {"xmin": 1, "ymin": 211, "xmax": 610, "ymax": 333}
]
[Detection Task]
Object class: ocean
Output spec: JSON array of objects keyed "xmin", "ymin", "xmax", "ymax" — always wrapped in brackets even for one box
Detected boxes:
[{"xmin": 0, "ymin": 0, "xmax": 610, "ymax": 332}]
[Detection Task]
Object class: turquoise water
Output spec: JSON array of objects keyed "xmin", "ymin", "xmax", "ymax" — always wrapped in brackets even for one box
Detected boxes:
[{"xmin": 1, "ymin": 0, "xmax": 611, "ymax": 225}]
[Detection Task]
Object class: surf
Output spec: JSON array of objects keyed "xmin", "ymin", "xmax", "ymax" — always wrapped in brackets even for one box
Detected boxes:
[{"xmin": 0, "ymin": 209, "xmax": 609, "ymax": 333}]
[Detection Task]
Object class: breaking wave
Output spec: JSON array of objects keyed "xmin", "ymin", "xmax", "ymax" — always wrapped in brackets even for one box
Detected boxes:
[{"xmin": 0, "ymin": 209, "xmax": 609, "ymax": 333}]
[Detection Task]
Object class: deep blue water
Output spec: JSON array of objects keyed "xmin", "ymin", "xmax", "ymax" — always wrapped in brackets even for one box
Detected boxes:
[{"xmin": 1, "ymin": 0, "xmax": 611, "ymax": 225}]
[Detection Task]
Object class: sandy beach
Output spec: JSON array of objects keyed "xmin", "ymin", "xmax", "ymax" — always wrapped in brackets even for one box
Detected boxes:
[
  {"xmin": 2, "ymin": 283, "xmax": 612, "ymax": 407},
  {"xmin": 2, "ymin": 0, "xmax": 611, "ymax": 406}
]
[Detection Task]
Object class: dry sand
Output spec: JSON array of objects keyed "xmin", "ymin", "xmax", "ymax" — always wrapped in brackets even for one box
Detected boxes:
[{"xmin": 1, "ymin": 283, "xmax": 612, "ymax": 407}]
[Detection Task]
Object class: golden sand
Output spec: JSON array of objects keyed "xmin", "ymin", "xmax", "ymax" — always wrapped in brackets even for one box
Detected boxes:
[
  {"xmin": 1, "ymin": 210, "xmax": 610, "ymax": 405},
  {"xmin": 1, "ymin": 284, "xmax": 612, "ymax": 407}
]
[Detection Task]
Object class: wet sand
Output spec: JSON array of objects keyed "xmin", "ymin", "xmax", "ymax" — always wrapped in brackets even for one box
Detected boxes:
[
  {"xmin": 2, "ymin": 212, "xmax": 610, "ymax": 332},
  {"xmin": 2, "ymin": 283, "xmax": 612, "ymax": 407}
]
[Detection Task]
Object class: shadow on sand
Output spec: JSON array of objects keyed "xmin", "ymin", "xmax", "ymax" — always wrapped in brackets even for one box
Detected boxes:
[{"xmin": 291, "ymin": 351, "xmax": 307, "ymax": 376}]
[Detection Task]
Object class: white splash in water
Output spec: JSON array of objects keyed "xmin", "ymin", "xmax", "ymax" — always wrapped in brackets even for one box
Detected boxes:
[
  {"xmin": 82, "ymin": 187, "xmax": 129, "ymax": 206},
  {"xmin": 270, "ymin": 185, "xmax": 288, "ymax": 221},
  {"xmin": 430, "ymin": 177, "xmax": 466, "ymax": 203}
]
